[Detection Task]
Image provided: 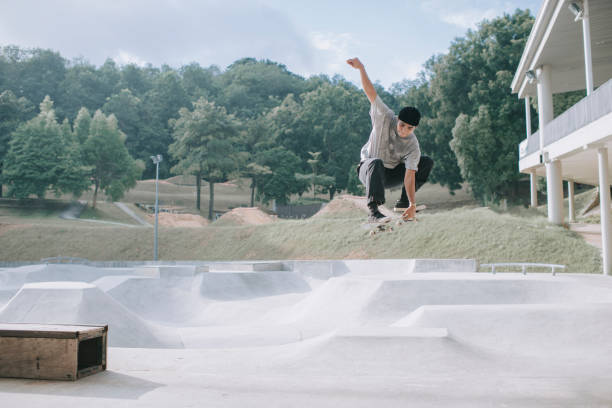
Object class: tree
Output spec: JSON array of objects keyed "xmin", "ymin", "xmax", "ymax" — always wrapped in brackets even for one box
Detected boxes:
[
  {"xmin": 234, "ymin": 114, "xmax": 276, "ymax": 207},
  {"xmin": 0, "ymin": 91, "xmax": 34, "ymax": 197},
  {"xmin": 118, "ymin": 63, "xmax": 156, "ymax": 96},
  {"xmin": 449, "ymin": 11, "xmax": 535, "ymax": 203},
  {"xmin": 299, "ymin": 82, "xmax": 370, "ymax": 197},
  {"xmin": 306, "ymin": 151, "xmax": 322, "ymax": 199},
  {"xmin": 255, "ymin": 147, "xmax": 308, "ymax": 205},
  {"xmin": 82, "ymin": 110, "xmax": 143, "ymax": 208},
  {"xmin": 346, "ymin": 164, "xmax": 364, "ymax": 195},
  {"xmin": 57, "ymin": 58, "xmax": 119, "ymax": 120},
  {"xmin": 216, "ymin": 58, "xmax": 306, "ymax": 119},
  {"xmin": 73, "ymin": 107, "xmax": 92, "ymax": 145},
  {"xmin": 142, "ymin": 69, "xmax": 191, "ymax": 178},
  {"xmin": 180, "ymin": 62, "xmax": 220, "ymax": 101},
  {"xmin": 169, "ymin": 98, "xmax": 239, "ymax": 219},
  {"xmin": 428, "ymin": 10, "xmax": 533, "ymax": 195},
  {"xmin": 6, "ymin": 48, "xmax": 67, "ymax": 112},
  {"xmin": 2, "ymin": 96, "xmax": 88, "ymax": 198},
  {"xmin": 102, "ymin": 89, "xmax": 151, "ymax": 166},
  {"xmin": 298, "ymin": 151, "xmax": 336, "ymax": 200}
]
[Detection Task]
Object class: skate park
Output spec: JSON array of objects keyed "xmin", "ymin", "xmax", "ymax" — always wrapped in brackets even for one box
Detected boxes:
[
  {"xmin": 1, "ymin": 259, "xmax": 612, "ymax": 407},
  {"xmin": 3, "ymin": 0, "xmax": 612, "ymax": 406}
]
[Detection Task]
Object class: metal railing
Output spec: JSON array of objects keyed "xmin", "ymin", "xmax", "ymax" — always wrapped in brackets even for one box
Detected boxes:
[
  {"xmin": 519, "ymin": 78, "xmax": 612, "ymax": 158},
  {"xmin": 480, "ymin": 262, "xmax": 566, "ymax": 276}
]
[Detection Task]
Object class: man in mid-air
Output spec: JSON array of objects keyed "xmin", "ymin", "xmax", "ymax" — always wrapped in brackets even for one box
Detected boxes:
[{"xmin": 347, "ymin": 57, "xmax": 433, "ymax": 223}]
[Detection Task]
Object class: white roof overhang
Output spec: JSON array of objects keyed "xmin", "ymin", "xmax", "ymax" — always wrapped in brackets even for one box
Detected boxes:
[{"xmin": 511, "ymin": 0, "xmax": 612, "ymax": 98}]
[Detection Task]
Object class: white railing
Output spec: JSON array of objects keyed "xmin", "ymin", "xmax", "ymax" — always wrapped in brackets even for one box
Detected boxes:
[
  {"xmin": 519, "ymin": 78, "xmax": 612, "ymax": 159},
  {"xmin": 480, "ymin": 262, "xmax": 566, "ymax": 276}
]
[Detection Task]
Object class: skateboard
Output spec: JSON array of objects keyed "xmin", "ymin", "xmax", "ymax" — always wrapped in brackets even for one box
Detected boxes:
[
  {"xmin": 363, "ymin": 213, "xmax": 418, "ymax": 236},
  {"xmin": 393, "ymin": 204, "xmax": 427, "ymax": 213}
]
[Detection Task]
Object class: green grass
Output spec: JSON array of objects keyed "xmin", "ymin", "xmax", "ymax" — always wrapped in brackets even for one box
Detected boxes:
[
  {"xmin": 0, "ymin": 180, "xmax": 601, "ymax": 272},
  {"xmin": 0, "ymin": 198, "xmax": 69, "ymax": 226},
  {"xmin": 0, "ymin": 204, "xmax": 601, "ymax": 273},
  {"xmin": 49, "ymin": 178, "xmax": 259, "ymax": 216},
  {"xmin": 79, "ymin": 202, "xmax": 142, "ymax": 225}
]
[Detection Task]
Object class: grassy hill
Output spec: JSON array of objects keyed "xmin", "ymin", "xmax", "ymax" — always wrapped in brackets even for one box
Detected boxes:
[{"xmin": 0, "ymin": 186, "xmax": 601, "ymax": 273}]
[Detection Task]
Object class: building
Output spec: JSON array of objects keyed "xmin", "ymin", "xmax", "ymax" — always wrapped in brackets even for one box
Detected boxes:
[{"xmin": 511, "ymin": 0, "xmax": 612, "ymax": 274}]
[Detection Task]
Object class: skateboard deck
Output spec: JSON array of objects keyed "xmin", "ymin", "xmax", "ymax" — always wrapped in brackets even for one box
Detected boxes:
[
  {"xmin": 362, "ymin": 213, "xmax": 417, "ymax": 236},
  {"xmin": 393, "ymin": 204, "xmax": 427, "ymax": 213}
]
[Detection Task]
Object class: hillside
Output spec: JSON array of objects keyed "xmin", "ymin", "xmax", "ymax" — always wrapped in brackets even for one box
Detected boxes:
[{"xmin": 0, "ymin": 193, "xmax": 601, "ymax": 273}]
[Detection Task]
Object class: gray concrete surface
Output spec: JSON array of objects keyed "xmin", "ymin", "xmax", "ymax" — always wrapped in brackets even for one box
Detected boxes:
[{"xmin": 1, "ymin": 259, "xmax": 611, "ymax": 407}]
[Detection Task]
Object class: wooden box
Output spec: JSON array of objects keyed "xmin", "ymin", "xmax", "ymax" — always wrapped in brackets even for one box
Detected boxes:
[{"xmin": 0, "ymin": 323, "xmax": 107, "ymax": 381}]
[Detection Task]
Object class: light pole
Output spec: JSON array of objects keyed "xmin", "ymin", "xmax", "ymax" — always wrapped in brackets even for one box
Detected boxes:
[{"xmin": 150, "ymin": 154, "xmax": 163, "ymax": 261}]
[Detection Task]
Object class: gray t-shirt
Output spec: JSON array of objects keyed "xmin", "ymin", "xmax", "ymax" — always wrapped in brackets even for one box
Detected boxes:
[{"xmin": 360, "ymin": 95, "xmax": 421, "ymax": 170}]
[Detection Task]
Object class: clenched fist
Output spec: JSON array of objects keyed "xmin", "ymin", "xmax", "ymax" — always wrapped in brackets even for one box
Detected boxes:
[{"xmin": 346, "ymin": 58, "xmax": 364, "ymax": 70}]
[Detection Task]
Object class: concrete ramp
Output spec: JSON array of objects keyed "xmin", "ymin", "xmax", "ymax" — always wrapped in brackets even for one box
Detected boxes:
[
  {"xmin": 271, "ymin": 273, "xmax": 612, "ymax": 330},
  {"xmin": 275, "ymin": 276, "xmax": 382, "ymax": 330},
  {"xmin": 197, "ymin": 271, "xmax": 311, "ymax": 300},
  {"xmin": 357, "ymin": 274, "xmax": 612, "ymax": 325},
  {"xmin": 281, "ymin": 326, "xmax": 494, "ymax": 377},
  {"xmin": 0, "ymin": 264, "xmax": 133, "ymax": 288},
  {"xmin": 93, "ymin": 275, "xmax": 152, "ymax": 292},
  {"xmin": 0, "ymin": 282, "xmax": 182, "ymax": 348},
  {"xmin": 394, "ymin": 303, "xmax": 612, "ymax": 358},
  {"xmin": 102, "ymin": 275, "xmax": 209, "ymax": 324}
]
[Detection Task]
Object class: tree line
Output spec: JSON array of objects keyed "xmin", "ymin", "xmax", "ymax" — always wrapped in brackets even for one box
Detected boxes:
[{"xmin": 2, "ymin": 9, "xmax": 558, "ymax": 216}]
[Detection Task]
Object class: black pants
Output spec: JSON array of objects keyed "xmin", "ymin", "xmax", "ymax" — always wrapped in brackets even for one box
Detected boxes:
[{"xmin": 358, "ymin": 156, "xmax": 434, "ymax": 206}]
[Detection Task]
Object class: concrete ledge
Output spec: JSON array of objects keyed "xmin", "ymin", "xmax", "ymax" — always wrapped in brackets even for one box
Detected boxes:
[
  {"xmin": 209, "ymin": 262, "xmax": 284, "ymax": 272},
  {"xmin": 133, "ymin": 265, "xmax": 196, "ymax": 278},
  {"xmin": 413, "ymin": 259, "xmax": 477, "ymax": 273}
]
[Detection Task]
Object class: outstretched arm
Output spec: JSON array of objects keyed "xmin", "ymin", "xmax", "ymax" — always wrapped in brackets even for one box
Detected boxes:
[{"xmin": 347, "ymin": 57, "xmax": 377, "ymax": 104}]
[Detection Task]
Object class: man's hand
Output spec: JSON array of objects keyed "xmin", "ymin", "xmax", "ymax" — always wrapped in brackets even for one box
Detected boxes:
[
  {"xmin": 402, "ymin": 204, "xmax": 416, "ymax": 221},
  {"xmin": 346, "ymin": 57, "xmax": 364, "ymax": 70},
  {"xmin": 347, "ymin": 57, "xmax": 376, "ymax": 103}
]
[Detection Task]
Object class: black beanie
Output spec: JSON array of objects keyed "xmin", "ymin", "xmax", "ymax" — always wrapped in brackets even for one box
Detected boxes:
[{"xmin": 398, "ymin": 106, "xmax": 421, "ymax": 126}]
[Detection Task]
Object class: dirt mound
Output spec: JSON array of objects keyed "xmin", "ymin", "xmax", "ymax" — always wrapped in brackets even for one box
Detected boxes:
[
  {"xmin": 215, "ymin": 207, "xmax": 276, "ymax": 226},
  {"xmin": 147, "ymin": 212, "xmax": 209, "ymax": 227},
  {"xmin": 313, "ymin": 195, "xmax": 396, "ymax": 218},
  {"xmin": 314, "ymin": 195, "xmax": 368, "ymax": 218}
]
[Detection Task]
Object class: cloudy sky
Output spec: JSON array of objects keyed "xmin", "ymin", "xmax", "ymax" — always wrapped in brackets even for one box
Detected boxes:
[{"xmin": 0, "ymin": 0, "xmax": 541, "ymax": 88}]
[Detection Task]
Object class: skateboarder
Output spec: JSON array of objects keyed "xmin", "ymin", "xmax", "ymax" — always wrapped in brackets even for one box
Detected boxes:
[{"xmin": 347, "ymin": 57, "xmax": 433, "ymax": 223}]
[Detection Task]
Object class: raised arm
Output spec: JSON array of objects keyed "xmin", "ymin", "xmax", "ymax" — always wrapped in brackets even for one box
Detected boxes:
[{"xmin": 346, "ymin": 57, "xmax": 377, "ymax": 104}]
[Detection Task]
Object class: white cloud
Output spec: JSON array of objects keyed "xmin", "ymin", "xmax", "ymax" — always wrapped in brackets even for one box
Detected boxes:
[
  {"xmin": 307, "ymin": 31, "xmax": 358, "ymax": 75},
  {"xmin": 0, "ymin": 0, "xmax": 314, "ymax": 71},
  {"xmin": 421, "ymin": 0, "xmax": 516, "ymax": 29},
  {"xmin": 114, "ymin": 50, "xmax": 147, "ymax": 67},
  {"xmin": 439, "ymin": 8, "xmax": 501, "ymax": 29}
]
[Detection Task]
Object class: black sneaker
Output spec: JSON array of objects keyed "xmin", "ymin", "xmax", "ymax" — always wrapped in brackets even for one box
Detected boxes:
[
  {"xmin": 368, "ymin": 210, "xmax": 391, "ymax": 223},
  {"xmin": 393, "ymin": 200, "xmax": 410, "ymax": 212}
]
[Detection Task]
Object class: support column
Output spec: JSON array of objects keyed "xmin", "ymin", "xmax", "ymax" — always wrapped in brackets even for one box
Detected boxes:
[
  {"xmin": 536, "ymin": 65, "xmax": 562, "ymax": 223},
  {"xmin": 546, "ymin": 160, "xmax": 564, "ymax": 224},
  {"xmin": 598, "ymin": 147, "xmax": 611, "ymax": 275},
  {"xmin": 530, "ymin": 171, "xmax": 538, "ymax": 208},
  {"xmin": 568, "ymin": 180, "xmax": 575, "ymax": 223},
  {"xmin": 582, "ymin": 0, "xmax": 594, "ymax": 95},
  {"xmin": 526, "ymin": 95, "xmax": 537, "ymax": 209},
  {"xmin": 524, "ymin": 96, "xmax": 532, "ymax": 138},
  {"xmin": 536, "ymin": 65, "xmax": 553, "ymax": 154}
]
